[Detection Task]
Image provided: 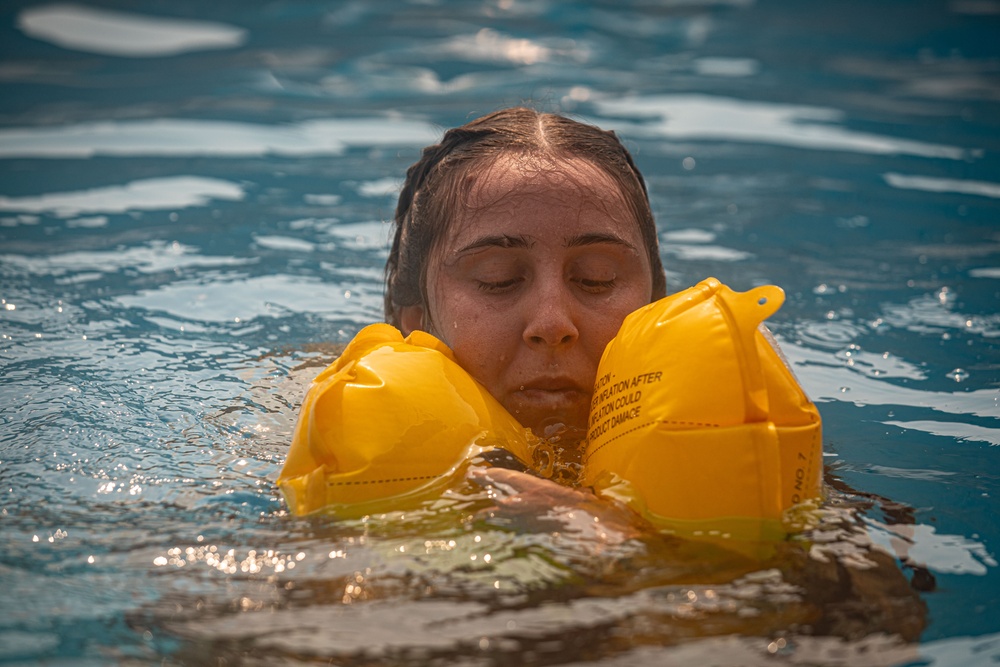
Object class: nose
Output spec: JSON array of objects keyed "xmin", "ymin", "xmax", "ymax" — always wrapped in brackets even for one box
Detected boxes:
[{"xmin": 522, "ymin": 283, "xmax": 580, "ymax": 347}]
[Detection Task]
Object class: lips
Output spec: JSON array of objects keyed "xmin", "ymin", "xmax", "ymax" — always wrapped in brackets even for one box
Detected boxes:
[
  {"xmin": 518, "ymin": 376, "xmax": 586, "ymax": 393},
  {"xmin": 516, "ymin": 386, "xmax": 586, "ymax": 408},
  {"xmin": 504, "ymin": 377, "xmax": 591, "ymax": 433}
]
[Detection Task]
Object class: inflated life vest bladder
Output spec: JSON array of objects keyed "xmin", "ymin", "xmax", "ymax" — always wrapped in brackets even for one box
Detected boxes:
[
  {"xmin": 581, "ymin": 277, "xmax": 823, "ymax": 539},
  {"xmin": 277, "ymin": 323, "xmax": 533, "ymax": 517},
  {"xmin": 277, "ymin": 278, "xmax": 822, "ymax": 538}
]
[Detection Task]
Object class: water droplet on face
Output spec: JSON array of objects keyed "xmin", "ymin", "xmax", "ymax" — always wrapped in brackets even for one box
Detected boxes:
[
  {"xmin": 946, "ymin": 368, "xmax": 969, "ymax": 382},
  {"xmin": 519, "ymin": 385, "xmax": 525, "ymax": 391}
]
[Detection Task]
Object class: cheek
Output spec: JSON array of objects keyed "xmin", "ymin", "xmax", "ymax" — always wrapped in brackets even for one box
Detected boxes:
[
  {"xmin": 445, "ymin": 316, "xmax": 515, "ymax": 395},
  {"xmin": 427, "ymin": 269, "xmax": 515, "ymax": 348},
  {"xmin": 586, "ymin": 294, "xmax": 647, "ymax": 352},
  {"xmin": 427, "ymin": 293, "xmax": 508, "ymax": 367},
  {"xmin": 427, "ymin": 288, "xmax": 482, "ymax": 344}
]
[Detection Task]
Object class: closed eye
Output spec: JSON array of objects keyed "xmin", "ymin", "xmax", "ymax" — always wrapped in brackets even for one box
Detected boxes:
[
  {"xmin": 477, "ymin": 278, "xmax": 522, "ymax": 293},
  {"xmin": 577, "ymin": 277, "xmax": 616, "ymax": 293}
]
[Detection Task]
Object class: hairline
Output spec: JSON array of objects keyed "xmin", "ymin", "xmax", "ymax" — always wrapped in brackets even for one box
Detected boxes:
[
  {"xmin": 385, "ymin": 107, "xmax": 667, "ymax": 327},
  {"xmin": 418, "ymin": 147, "xmax": 650, "ymax": 317}
]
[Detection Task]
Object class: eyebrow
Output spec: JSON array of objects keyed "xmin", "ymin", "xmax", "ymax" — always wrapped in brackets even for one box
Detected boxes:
[
  {"xmin": 454, "ymin": 232, "xmax": 637, "ymax": 255},
  {"xmin": 456, "ymin": 234, "xmax": 534, "ymax": 253},
  {"xmin": 565, "ymin": 232, "xmax": 637, "ymax": 250}
]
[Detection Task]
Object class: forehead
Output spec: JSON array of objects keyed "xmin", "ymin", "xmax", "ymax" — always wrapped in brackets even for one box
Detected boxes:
[
  {"xmin": 440, "ymin": 153, "xmax": 639, "ymax": 246},
  {"xmin": 464, "ymin": 152, "xmax": 627, "ymax": 210}
]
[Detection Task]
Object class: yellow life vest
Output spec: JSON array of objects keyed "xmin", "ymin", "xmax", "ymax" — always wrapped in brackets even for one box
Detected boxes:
[
  {"xmin": 278, "ymin": 323, "xmax": 533, "ymax": 517},
  {"xmin": 581, "ymin": 277, "xmax": 822, "ymax": 540},
  {"xmin": 277, "ymin": 278, "xmax": 822, "ymax": 537}
]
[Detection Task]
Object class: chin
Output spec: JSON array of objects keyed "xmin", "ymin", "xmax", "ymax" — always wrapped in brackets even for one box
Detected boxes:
[{"xmin": 506, "ymin": 399, "xmax": 591, "ymax": 442}]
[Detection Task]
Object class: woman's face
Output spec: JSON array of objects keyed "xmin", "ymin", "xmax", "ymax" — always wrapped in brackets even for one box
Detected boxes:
[{"xmin": 400, "ymin": 155, "xmax": 655, "ymax": 437}]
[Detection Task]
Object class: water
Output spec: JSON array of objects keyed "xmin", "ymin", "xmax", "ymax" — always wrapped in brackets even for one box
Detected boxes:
[{"xmin": 1, "ymin": 0, "xmax": 998, "ymax": 664}]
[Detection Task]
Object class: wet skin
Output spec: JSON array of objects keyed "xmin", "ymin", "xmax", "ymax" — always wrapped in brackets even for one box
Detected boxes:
[{"xmin": 400, "ymin": 155, "xmax": 654, "ymax": 437}]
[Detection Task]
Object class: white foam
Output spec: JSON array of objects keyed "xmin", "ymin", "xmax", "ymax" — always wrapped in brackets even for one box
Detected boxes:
[
  {"xmin": 116, "ymin": 274, "xmax": 379, "ymax": 323},
  {"xmin": 884, "ymin": 420, "xmax": 1000, "ymax": 446},
  {"xmin": 970, "ymin": 267, "xmax": 1000, "ymax": 278},
  {"xmin": 779, "ymin": 338, "xmax": 1000, "ymax": 421},
  {"xmin": 693, "ymin": 57, "xmax": 759, "ymax": 77},
  {"xmin": 253, "ymin": 235, "xmax": 317, "ymax": 253},
  {"xmin": 662, "ymin": 228, "xmax": 717, "ymax": 243},
  {"xmin": 866, "ymin": 518, "xmax": 998, "ymax": 575},
  {"xmin": 17, "ymin": 3, "xmax": 246, "ymax": 57},
  {"xmin": 885, "ymin": 172, "xmax": 1000, "ymax": 199},
  {"xmin": 663, "ymin": 244, "xmax": 752, "ymax": 261},
  {"xmin": 593, "ymin": 95, "xmax": 969, "ymax": 159},
  {"xmin": 0, "ymin": 176, "xmax": 243, "ymax": 217},
  {"xmin": 0, "ymin": 118, "xmax": 441, "ymax": 159},
  {"xmin": 355, "ymin": 178, "xmax": 402, "ymax": 198},
  {"xmin": 0, "ymin": 240, "xmax": 250, "ymax": 277}
]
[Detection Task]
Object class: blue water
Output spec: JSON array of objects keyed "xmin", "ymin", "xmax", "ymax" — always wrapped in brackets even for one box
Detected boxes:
[{"xmin": 1, "ymin": 0, "xmax": 998, "ymax": 664}]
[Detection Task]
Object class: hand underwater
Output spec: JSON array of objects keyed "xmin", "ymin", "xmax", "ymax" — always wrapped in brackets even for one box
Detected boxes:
[{"xmin": 468, "ymin": 466, "xmax": 647, "ymax": 545}]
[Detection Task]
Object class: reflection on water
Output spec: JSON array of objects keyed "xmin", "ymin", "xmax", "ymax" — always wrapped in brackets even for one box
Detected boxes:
[
  {"xmin": 1, "ymin": 0, "xmax": 999, "ymax": 664},
  {"xmin": 593, "ymin": 95, "xmax": 971, "ymax": 159},
  {"xmin": 884, "ymin": 172, "xmax": 1000, "ymax": 199},
  {"xmin": 134, "ymin": 469, "xmax": 929, "ymax": 665},
  {"xmin": 0, "ymin": 176, "xmax": 244, "ymax": 216},
  {"xmin": 18, "ymin": 4, "xmax": 246, "ymax": 57},
  {"xmin": 0, "ymin": 118, "xmax": 441, "ymax": 158}
]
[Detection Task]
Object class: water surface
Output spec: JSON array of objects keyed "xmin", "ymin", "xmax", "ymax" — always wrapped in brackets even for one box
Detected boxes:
[{"xmin": 1, "ymin": 0, "xmax": 998, "ymax": 664}]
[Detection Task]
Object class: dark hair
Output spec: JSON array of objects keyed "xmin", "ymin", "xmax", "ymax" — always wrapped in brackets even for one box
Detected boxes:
[{"xmin": 384, "ymin": 106, "xmax": 666, "ymax": 326}]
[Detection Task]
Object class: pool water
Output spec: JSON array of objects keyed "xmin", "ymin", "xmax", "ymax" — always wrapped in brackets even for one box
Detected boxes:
[{"xmin": 1, "ymin": 0, "xmax": 998, "ymax": 664}]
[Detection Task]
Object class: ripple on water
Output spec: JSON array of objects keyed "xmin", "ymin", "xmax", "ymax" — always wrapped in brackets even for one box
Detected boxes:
[
  {"xmin": 124, "ymin": 489, "xmax": 934, "ymax": 663},
  {"xmin": 833, "ymin": 344, "xmax": 927, "ymax": 380},
  {"xmin": 793, "ymin": 319, "xmax": 868, "ymax": 350},
  {"xmin": 881, "ymin": 292, "xmax": 1000, "ymax": 339}
]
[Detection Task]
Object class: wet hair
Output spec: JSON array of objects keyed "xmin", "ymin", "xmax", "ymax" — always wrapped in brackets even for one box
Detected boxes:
[{"xmin": 384, "ymin": 106, "xmax": 667, "ymax": 327}]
